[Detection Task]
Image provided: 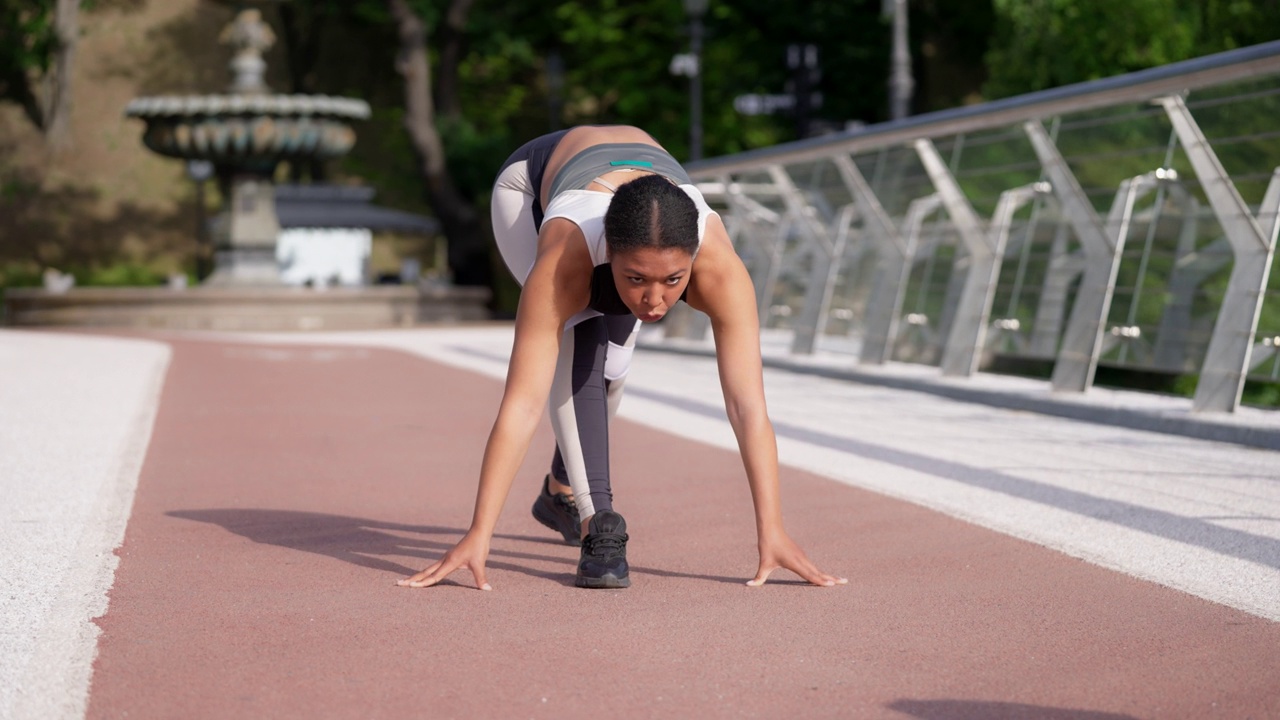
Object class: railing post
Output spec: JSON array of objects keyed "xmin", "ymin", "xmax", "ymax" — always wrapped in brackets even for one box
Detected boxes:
[
  {"xmin": 832, "ymin": 155, "xmax": 936, "ymax": 364},
  {"xmin": 916, "ymin": 139, "xmax": 1046, "ymax": 377},
  {"xmin": 763, "ymin": 166, "xmax": 853, "ymax": 355},
  {"xmin": 791, "ymin": 203, "xmax": 855, "ymax": 354},
  {"xmin": 1028, "ymin": 223, "xmax": 1081, "ymax": 357},
  {"xmin": 1025, "ymin": 120, "xmax": 1162, "ymax": 393},
  {"xmin": 718, "ymin": 175, "xmax": 788, "ymax": 328},
  {"xmin": 1158, "ymin": 94, "xmax": 1280, "ymax": 412},
  {"xmin": 1152, "ymin": 187, "xmax": 1216, "ymax": 372}
]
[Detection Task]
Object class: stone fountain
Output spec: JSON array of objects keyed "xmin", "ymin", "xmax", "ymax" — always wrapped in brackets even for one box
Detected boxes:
[
  {"xmin": 126, "ymin": 0, "xmax": 369, "ymax": 285},
  {"xmin": 3, "ymin": 0, "xmax": 489, "ymax": 330}
]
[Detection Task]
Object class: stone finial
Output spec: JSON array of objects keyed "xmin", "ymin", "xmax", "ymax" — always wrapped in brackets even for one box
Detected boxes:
[{"xmin": 220, "ymin": 8, "xmax": 276, "ymax": 95}]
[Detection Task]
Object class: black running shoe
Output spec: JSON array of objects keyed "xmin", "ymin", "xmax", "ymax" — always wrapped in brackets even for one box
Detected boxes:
[
  {"xmin": 575, "ymin": 510, "xmax": 630, "ymax": 589},
  {"xmin": 531, "ymin": 475, "xmax": 581, "ymax": 546}
]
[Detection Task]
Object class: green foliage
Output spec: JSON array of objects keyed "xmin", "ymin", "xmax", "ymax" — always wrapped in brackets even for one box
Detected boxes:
[
  {"xmin": 985, "ymin": 0, "xmax": 1280, "ymax": 98},
  {"xmin": 985, "ymin": 0, "xmax": 1198, "ymax": 98},
  {"xmin": 0, "ymin": 261, "xmax": 43, "ymax": 290},
  {"xmin": 1242, "ymin": 379, "xmax": 1280, "ymax": 408},
  {"xmin": 80, "ymin": 261, "xmax": 168, "ymax": 287},
  {"xmin": 0, "ymin": 1, "xmax": 55, "ymax": 76},
  {"xmin": 0, "ymin": 260, "xmax": 172, "ymax": 293}
]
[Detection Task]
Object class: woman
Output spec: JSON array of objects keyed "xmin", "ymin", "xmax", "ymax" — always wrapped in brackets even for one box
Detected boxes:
[{"xmin": 399, "ymin": 125, "xmax": 845, "ymax": 590}]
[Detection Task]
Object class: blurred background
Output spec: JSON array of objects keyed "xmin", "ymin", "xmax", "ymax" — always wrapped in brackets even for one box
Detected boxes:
[{"xmin": 6, "ymin": 0, "xmax": 1278, "ymax": 311}]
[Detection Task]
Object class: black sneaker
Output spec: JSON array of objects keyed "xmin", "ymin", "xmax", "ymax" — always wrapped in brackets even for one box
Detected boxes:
[
  {"xmin": 575, "ymin": 510, "xmax": 630, "ymax": 589},
  {"xmin": 531, "ymin": 475, "xmax": 581, "ymax": 546}
]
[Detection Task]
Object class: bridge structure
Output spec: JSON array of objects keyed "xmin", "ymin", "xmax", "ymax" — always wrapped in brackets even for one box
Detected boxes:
[
  {"xmin": 676, "ymin": 41, "xmax": 1280, "ymax": 415},
  {"xmin": 3, "ymin": 43, "xmax": 1280, "ymax": 720}
]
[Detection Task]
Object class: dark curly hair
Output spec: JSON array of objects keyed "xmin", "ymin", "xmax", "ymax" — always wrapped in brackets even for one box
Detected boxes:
[{"xmin": 603, "ymin": 174, "xmax": 699, "ymax": 255}]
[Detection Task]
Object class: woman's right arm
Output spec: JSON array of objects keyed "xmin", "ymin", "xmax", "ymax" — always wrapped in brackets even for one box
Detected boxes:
[{"xmin": 399, "ymin": 220, "xmax": 591, "ymax": 590}]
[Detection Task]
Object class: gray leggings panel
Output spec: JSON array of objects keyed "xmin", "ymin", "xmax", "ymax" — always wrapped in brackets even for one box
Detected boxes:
[{"xmin": 548, "ymin": 314, "xmax": 639, "ymax": 517}]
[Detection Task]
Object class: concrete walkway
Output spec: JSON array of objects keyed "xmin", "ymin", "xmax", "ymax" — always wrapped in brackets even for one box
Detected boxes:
[{"xmin": 3, "ymin": 326, "xmax": 1278, "ymax": 719}]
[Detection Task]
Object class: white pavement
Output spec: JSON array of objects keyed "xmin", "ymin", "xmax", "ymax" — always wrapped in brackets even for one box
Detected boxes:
[
  {"xmin": 4, "ymin": 325, "xmax": 1279, "ymax": 718},
  {"xmin": 0, "ymin": 331, "xmax": 170, "ymax": 720}
]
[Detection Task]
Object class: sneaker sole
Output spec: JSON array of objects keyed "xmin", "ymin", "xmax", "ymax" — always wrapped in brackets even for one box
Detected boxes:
[
  {"xmin": 531, "ymin": 500, "xmax": 582, "ymax": 546},
  {"xmin": 575, "ymin": 573, "xmax": 631, "ymax": 589}
]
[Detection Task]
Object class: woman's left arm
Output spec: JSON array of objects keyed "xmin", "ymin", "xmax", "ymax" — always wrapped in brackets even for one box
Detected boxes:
[{"xmin": 686, "ymin": 217, "xmax": 847, "ymax": 588}]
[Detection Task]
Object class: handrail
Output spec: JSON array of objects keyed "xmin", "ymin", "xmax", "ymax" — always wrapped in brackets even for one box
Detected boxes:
[{"xmin": 686, "ymin": 40, "xmax": 1280, "ymax": 179}]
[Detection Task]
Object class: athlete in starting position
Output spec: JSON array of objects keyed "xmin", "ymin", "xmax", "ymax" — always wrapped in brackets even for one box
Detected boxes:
[{"xmin": 399, "ymin": 125, "xmax": 846, "ymax": 590}]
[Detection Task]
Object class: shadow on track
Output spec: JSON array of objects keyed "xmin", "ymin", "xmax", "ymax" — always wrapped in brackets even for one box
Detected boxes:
[
  {"xmin": 169, "ymin": 508, "xmax": 746, "ymax": 587},
  {"xmin": 168, "ymin": 508, "xmax": 572, "ymax": 582},
  {"xmin": 888, "ymin": 699, "xmax": 1139, "ymax": 720}
]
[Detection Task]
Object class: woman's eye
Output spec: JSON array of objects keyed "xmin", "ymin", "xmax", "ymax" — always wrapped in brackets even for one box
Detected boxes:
[
  {"xmin": 666, "ymin": 277, "xmax": 682, "ymax": 285},
  {"xmin": 628, "ymin": 277, "xmax": 644, "ymax": 284}
]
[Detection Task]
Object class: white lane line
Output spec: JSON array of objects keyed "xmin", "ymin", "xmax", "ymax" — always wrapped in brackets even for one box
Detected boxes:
[{"xmin": 0, "ymin": 332, "xmax": 171, "ymax": 720}]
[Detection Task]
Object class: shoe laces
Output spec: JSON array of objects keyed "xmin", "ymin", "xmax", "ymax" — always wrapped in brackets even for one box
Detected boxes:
[{"xmin": 584, "ymin": 530, "xmax": 627, "ymax": 557}]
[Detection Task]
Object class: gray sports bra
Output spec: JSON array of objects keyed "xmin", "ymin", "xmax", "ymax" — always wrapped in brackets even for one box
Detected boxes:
[{"xmin": 548, "ymin": 143, "xmax": 692, "ymax": 199}]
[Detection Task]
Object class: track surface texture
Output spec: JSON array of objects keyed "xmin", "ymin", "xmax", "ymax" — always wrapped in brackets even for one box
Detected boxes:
[{"xmin": 4, "ymin": 327, "xmax": 1278, "ymax": 720}]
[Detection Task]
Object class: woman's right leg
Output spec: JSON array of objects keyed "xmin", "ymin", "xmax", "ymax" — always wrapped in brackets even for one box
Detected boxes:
[
  {"xmin": 491, "ymin": 160, "xmax": 539, "ymax": 284},
  {"xmin": 492, "ymin": 134, "xmax": 604, "ymax": 548},
  {"xmin": 547, "ymin": 313, "xmax": 638, "ymax": 589},
  {"xmin": 548, "ymin": 313, "xmax": 639, "ymax": 520}
]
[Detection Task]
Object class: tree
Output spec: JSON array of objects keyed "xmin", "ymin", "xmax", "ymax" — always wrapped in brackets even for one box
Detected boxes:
[
  {"xmin": 267, "ymin": 0, "xmax": 996, "ymax": 291},
  {"xmin": 388, "ymin": 0, "xmax": 489, "ymax": 287},
  {"xmin": 0, "ymin": 0, "xmax": 81, "ymax": 150},
  {"xmin": 980, "ymin": 0, "xmax": 1280, "ymax": 98}
]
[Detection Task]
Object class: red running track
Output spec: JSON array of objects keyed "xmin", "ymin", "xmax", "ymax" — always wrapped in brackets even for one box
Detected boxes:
[{"xmin": 87, "ymin": 337, "xmax": 1280, "ymax": 719}]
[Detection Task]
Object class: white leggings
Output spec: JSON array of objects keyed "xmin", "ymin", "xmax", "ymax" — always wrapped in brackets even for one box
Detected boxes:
[{"xmin": 492, "ymin": 157, "xmax": 640, "ymax": 518}]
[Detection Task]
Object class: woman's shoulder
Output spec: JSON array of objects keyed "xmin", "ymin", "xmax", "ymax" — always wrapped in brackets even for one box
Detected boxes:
[{"xmin": 542, "ymin": 191, "xmax": 611, "ymax": 266}]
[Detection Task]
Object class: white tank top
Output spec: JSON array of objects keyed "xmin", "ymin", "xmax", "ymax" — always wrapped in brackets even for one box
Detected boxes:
[{"xmin": 541, "ymin": 184, "xmax": 718, "ymax": 266}]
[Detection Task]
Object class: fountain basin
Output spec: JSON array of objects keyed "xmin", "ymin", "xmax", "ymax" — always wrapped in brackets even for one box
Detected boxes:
[{"xmin": 125, "ymin": 95, "xmax": 369, "ymax": 163}]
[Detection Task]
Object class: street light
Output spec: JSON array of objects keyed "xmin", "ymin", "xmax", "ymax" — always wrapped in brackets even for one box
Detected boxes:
[
  {"xmin": 884, "ymin": 0, "xmax": 913, "ymax": 121},
  {"xmin": 186, "ymin": 159, "xmax": 215, "ymax": 280},
  {"xmin": 683, "ymin": 0, "xmax": 708, "ymax": 161}
]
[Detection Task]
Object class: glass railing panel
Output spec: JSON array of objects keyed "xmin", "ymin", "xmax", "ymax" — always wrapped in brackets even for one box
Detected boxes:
[
  {"xmin": 893, "ymin": 220, "xmax": 960, "ymax": 366},
  {"xmin": 948, "ymin": 126, "xmax": 1044, "ymax": 217}
]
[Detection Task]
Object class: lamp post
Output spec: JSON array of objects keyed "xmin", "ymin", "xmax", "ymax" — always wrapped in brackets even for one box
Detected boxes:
[
  {"xmin": 683, "ymin": 0, "xmax": 708, "ymax": 161},
  {"xmin": 885, "ymin": 0, "xmax": 913, "ymax": 121},
  {"xmin": 186, "ymin": 159, "xmax": 214, "ymax": 281}
]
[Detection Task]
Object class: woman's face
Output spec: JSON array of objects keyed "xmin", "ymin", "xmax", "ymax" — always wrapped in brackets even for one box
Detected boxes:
[{"xmin": 609, "ymin": 246, "xmax": 695, "ymax": 323}]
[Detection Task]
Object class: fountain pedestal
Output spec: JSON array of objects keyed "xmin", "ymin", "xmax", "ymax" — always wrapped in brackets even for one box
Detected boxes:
[{"xmin": 206, "ymin": 175, "xmax": 282, "ymax": 285}]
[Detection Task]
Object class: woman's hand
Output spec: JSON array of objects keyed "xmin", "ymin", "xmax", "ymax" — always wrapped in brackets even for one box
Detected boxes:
[
  {"xmin": 748, "ymin": 531, "xmax": 848, "ymax": 588},
  {"xmin": 397, "ymin": 531, "xmax": 492, "ymax": 591}
]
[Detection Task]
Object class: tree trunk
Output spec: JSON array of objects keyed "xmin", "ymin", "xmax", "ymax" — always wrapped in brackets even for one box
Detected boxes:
[
  {"xmin": 388, "ymin": 0, "xmax": 489, "ymax": 288},
  {"xmin": 435, "ymin": 0, "xmax": 474, "ymax": 119},
  {"xmin": 45, "ymin": 0, "xmax": 80, "ymax": 152}
]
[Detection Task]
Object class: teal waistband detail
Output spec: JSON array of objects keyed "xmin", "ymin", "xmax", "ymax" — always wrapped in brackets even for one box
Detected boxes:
[{"xmin": 609, "ymin": 160, "xmax": 654, "ymax": 168}]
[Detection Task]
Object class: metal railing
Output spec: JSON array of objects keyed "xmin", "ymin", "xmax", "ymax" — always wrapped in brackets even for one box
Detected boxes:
[{"xmin": 680, "ymin": 41, "xmax": 1280, "ymax": 413}]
